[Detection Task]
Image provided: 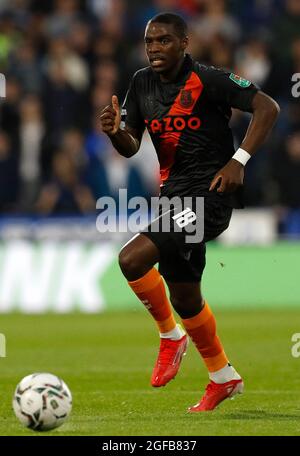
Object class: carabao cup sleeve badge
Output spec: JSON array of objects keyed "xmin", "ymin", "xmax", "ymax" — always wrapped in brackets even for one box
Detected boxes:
[{"xmin": 229, "ymin": 73, "xmax": 251, "ymax": 88}]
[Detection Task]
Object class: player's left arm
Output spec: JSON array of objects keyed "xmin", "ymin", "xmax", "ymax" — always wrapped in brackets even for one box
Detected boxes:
[{"xmin": 209, "ymin": 91, "xmax": 280, "ymax": 193}]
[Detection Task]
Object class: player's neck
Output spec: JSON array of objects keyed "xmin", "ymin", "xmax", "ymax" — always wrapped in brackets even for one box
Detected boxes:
[{"xmin": 159, "ymin": 55, "xmax": 186, "ymax": 83}]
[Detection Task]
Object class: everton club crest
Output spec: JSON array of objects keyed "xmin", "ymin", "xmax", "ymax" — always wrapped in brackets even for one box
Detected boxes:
[{"xmin": 179, "ymin": 89, "xmax": 193, "ymax": 108}]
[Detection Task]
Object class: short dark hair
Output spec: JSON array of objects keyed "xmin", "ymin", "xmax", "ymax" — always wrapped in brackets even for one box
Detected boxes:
[{"xmin": 148, "ymin": 13, "xmax": 188, "ymax": 38}]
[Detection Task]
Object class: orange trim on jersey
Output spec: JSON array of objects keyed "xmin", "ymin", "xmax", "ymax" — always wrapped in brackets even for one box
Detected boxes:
[{"xmin": 159, "ymin": 71, "xmax": 204, "ymax": 182}]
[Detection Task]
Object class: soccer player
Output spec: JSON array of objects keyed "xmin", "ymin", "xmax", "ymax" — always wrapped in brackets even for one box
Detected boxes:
[{"xmin": 99, "ymin": 13, "xmax": 279, "ymax": 411}]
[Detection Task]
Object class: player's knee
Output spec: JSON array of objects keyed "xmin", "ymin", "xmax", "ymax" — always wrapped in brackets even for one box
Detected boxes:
[
  {"xmin": 118, "ymin": 249, "xmax": 136, "ymax": 277},
  {"xmin": 170, "ymin": 296, "xmax": 184, "ymax": 315},
  {"xmin": 170, "ymin": 294, "xmax": 204, "ymax": 319},
  {"xmin": 118, "ymin": 248, "xmax": 143, "ymax": 281}
]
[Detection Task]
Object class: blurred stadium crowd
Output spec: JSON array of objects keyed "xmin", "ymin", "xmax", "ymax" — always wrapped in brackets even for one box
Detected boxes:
[{"xmin": 0, "ymin": 0, "xmax": 299, "ymax": 235}]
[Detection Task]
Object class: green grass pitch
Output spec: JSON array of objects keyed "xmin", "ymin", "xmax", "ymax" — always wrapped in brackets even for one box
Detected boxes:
[{"xmin": 0, "ymin": 309, "xmax": 300, "ymax": 436}]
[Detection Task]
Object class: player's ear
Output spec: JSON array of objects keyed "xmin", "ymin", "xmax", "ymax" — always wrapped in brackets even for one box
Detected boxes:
[{"xmin": 181, "ymin": 36, "xmax": 189, "ymax": 51}]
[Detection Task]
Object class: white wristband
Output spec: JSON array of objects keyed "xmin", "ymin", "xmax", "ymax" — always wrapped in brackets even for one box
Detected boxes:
[{"xmin": 232, "ymin": 148, "xmax": 251, "ymax": 166}]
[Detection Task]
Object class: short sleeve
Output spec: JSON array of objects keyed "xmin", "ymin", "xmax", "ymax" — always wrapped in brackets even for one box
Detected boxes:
[
  {"xmin": 121, "ymin": 73, "xmax": 145, "ymax": 132},
  {"xmin": 203, "ymin": 66, "xmax": 259, "ymax": 112}
]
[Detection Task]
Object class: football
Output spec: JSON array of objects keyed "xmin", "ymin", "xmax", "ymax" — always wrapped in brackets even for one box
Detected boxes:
[{"xmin": 12, "ymin": 373, "xmax": 72, "ymax": 431}]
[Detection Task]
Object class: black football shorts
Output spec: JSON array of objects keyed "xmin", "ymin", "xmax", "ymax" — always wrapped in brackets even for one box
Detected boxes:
[{"xmin": 142, "ymin": 196, "xmax": 232, "ymax": 283}]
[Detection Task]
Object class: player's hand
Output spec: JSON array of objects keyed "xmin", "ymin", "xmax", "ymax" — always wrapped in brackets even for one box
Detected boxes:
[
  {"xmin": 209, "ymin": 158, "xmax": 244, "ymax": 193},
  {"xmin": 99, "ymin": 95, "xmax": 121, "ymax": 137}
]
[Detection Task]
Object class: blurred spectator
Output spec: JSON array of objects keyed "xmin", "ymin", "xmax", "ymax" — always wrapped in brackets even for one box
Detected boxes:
[
  {"xmin": 87, "ymin": 0, "xmax": 111, "ymax": 18},
  {"xmin": 177, "ymin": 0, "xmax": 204, "ymax": 17},
  {"xmin": 0, "ymin": 1, "xmax": 32, "ymax": 29},
  {"xmin": 0, "ymin": 77, "xmax": 21, "ymax": 144},
  {"xmin": 44, "ymin": 0, "xmax": 83, "ymax": 38},
  {"xmin": 105, "ymin": 148, "xmax": 151, "ymax": 203},
  {"xmin": 85, "ymin": 112, "xmax": 111, "ymax": 162},
  {"xmin": 231, "ymin": 0, "xmax": 283, "ymax": 36},
  {"xmin": 35, "ymin": 150, "xmax": 95, "ymax": 215},
  {"xmin": 18, "ymin": 94, "xmax": 45, "ymax": 211},
  {"xmin": 271, "ymin": 0, "xmax": 300, "ymax": 62},
  {"xmin": 263, "ymin": 35, "xmax": 300, "ymax": 137},
  {"xmin": 0, "ymin": 1, "xmax": 10, "ymax": 12},
  {"xmin": 88, "ymin": 0, "xmax": 126, "ymax": 43},
  {"xmin": 270, "ymin": 131, "xmax": 300, "ymax": 237},
  {"xmin": 0, "ymin": 10, "xmax": 21, "ymax": 68},
  {"xmin": 126, "ymin": 41, "xmax": 149, "ymax": 78},
  {"xmin": 42, "ymin": 58, "xmax": 87, "ymax": 136},
  {"xmin": 235, "ymin": 38, "xmax": 271, "ymax": 87},
  {"xmin": 92, "ymin": 60, "xmax": 119, "ymax": 90},
  {"xmin": 192, "ymin": 0, "xmax": 241, "ymax": 46},
  {"xmin": 0, "ymin": 130, "xmax": 19, "ymax": 211},
  {"xmin": 127, "ymin": 0, "xmax": 185, "ymax": 41},
  {"xmin": 85, "ymin": 112, "xmax": 111, "ymax": 199},
  {"xmin": 7, "ymin": 39, "xmax": 42, "ymax": 93},
  {"xmin": 61, "ymin": 127, "xmax": 87, "ymax": 170},
  {"xmin": 99, "ymin": 15, "xmax": 125, "ymax": 43},
  {"xmin": 88, "ymin": 0, "xmax": 125, "ymax": 20},
  {"xmin": 68, "ymin": 20, "xmax": 93, "ymax": 64},
  {"xmin": 208, "ymin": 36, "xmax": 233, "ymax": 69},
  {"xmin": 271, "ymin": 131, "xmax": 300, "ymax": 208},
  {"xmin": 186, "ymin": 28, "xmax": 207, "ymax": 62},
  {"xmin": 44, "ymin": 36, "xmax": 89, "ymax": 92},
  {"xmin": 129, "ymin": 132, "xmax": 160, "ymax": 197},
  {"xmin": 92, "ymin": 34, "xmax": 118, "ymax": 61},
  {"xmin": 90, "ymin": 83, "xmax": 112, "ymax": 112},
  {"xmin": 0, "ymin": 0, "xmax": 297, "ymax": 235}
]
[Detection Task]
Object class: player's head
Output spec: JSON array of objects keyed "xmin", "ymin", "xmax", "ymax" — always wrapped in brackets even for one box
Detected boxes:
[{"xmin": 145, "ymin": 13, "xmax": 189, "ymax": 75}]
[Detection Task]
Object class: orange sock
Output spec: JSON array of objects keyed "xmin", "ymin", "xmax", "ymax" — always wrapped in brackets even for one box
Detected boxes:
[
  {"xmin": 128, "ymin": 268, "xmax": 177, "ymax": 333},
  {"xmin": 182, "ymin": 301, "xmax": 228, "ymax": 372}
]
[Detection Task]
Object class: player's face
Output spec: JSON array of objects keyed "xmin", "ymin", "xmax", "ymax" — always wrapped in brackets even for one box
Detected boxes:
[{"xmin": 144, "ymin": 22, "xmax": 188, "ymax": 75}]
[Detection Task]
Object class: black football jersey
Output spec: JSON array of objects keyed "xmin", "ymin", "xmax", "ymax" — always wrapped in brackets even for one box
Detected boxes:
[{"xmin": 122, "ymin": 54, "xmax": 258, "ymax": 208}]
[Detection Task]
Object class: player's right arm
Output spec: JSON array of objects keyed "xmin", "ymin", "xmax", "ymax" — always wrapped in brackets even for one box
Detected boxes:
[{"xmin": 99, "ymin": 95, "xmax": 143, "ymax": 158}]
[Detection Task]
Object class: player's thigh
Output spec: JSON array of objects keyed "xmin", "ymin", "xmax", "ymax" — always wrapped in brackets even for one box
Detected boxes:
[
  {"xmin": 142, "ymin": 203, "xmax": 207, "ymax": 283},
  {"xmin": 158, "ymin": 240, "xmax": 206, "ymax": 283},
  {"xmin": 204, "ymin": 199, "xmax": 233, "ymax": 242}
]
